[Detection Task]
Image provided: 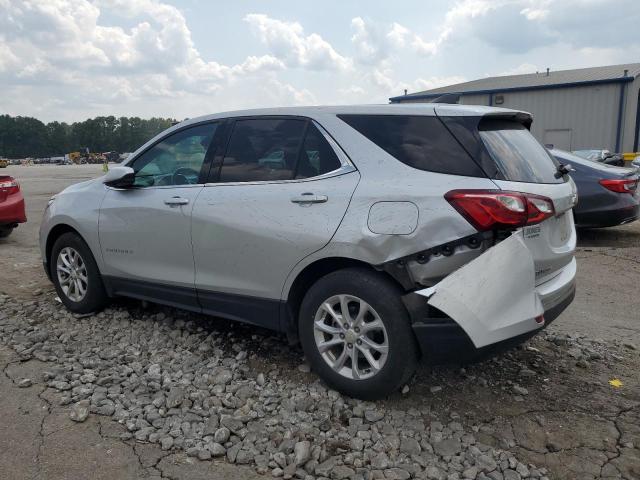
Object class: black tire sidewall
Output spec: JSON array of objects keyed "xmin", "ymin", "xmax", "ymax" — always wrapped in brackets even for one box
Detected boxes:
[
  {"xmin": 0, "ymin": 227, "xmax": 14, "ymax": 238},
  {"xmin": 299, "ymin": 268, "xmax": 417, "ymax": 400},
  {"xmin": 50, "ymin": 232, "xmax": 108, "ymax": 314}
]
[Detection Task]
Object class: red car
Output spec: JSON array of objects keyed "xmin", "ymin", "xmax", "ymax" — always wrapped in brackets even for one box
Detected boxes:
[{"xmin": 0, "ymin": 175, "xmax": 27, "ymax": 238}]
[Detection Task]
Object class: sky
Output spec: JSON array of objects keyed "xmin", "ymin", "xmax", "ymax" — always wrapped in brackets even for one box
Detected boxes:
[{"xmin": 1, "ymin": 0, "xmax": 639, "ymax": 123}]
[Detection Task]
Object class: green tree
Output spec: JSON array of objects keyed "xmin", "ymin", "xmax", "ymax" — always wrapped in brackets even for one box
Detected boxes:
[{"xmin": 0, "ymin": 114, "xmax": 175, "ymax": 159}]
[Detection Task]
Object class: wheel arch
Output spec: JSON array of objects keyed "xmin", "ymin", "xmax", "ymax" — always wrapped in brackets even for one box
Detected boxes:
[
  {"xmin": 45, "ymin": 224, "xmax": 88, "ymax": 279},
  {"xmin": 282, "ymin": 256, "xmax": 402, "ymax": 343}
]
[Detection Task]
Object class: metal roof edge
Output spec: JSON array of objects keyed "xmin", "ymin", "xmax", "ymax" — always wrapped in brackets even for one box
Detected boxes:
[{"xmin": 389, "ymin": 76, "xmax": 635, "ymax": 102}]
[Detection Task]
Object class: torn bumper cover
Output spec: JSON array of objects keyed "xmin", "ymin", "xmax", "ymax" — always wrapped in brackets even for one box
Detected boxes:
[{"xmin": 405, "ymin": 234, "xmax": 576, "ymax": 363}]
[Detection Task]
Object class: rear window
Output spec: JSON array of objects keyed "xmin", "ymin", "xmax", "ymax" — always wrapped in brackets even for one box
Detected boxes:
[
  {"xmin": 479, "ymin": 119, "xmax": 562, "ymax": 184},
  {"xmin": 338, "ymin": 115, "xmax": 485, "ymax": 177}
]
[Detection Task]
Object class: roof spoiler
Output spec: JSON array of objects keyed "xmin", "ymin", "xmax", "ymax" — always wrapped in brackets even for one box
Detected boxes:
[
  {"xmin": 481, "ymin": 111, "xmax": 533, "ymax": 129},
  {"xmin": 428, "ymin": 93, "xmax": 461, "ymax": 104}
]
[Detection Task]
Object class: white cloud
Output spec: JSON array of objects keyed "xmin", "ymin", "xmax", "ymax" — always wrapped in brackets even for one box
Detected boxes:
[
  {"xmin": 499, "ymin": 63, "xmax": 539, "ymax": 76},
  {"xmin": 520, "ymin": 7, "xmax": 550, "ymax": 20},
  {"xmin": 244, "ymin": 14, "xmax": 351, "ymax": 71},
  {"xmin": 411, "ymin": 76, "xmax": 468, "ymax": 92},
  {"xmin": 364, "ymin": 67, "xmax": 467, "ymax": 99},
  {"xmin": 1, "ymin": 0, "xmax": 638, "ymax": 122},
  {"xmin": 350, "ymin": 17, "xmax": 438, "ymax": 61},
  {"xmin": 260, "ymin": 77, "xmax": 318, "ymax": 105},
  {"xmin": 0, "ymin": 42, "xmax": 21, "ymax": 73},
  {"xmin": 0, "ymin": 0, "xmax": 316, "ymax": 114}
]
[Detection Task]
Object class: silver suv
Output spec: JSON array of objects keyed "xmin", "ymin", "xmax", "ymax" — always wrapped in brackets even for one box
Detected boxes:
[{"xmin": 40, "ymin": 105, "xmax": 577, "ymax": 399}]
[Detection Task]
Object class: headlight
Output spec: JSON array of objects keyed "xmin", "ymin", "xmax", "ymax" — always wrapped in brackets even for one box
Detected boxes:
[{"xmin": 46, "ymin": 195, "xmax": 56, "ymax": 209}]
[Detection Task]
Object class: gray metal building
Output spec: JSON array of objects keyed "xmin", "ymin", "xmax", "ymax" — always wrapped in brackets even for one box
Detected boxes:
[{"xmin": 389, "ymin": 63, "xmax": 640, "ymax": 153}]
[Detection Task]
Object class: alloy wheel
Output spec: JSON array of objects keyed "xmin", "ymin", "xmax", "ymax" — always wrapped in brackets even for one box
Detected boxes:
[
  {"xmin": 56, "ymin": 246, "xmax": 88, "ymax": 302},
  {"xmin": 313, "ymin": 294, "xmax": 389, "ymax": 380}
]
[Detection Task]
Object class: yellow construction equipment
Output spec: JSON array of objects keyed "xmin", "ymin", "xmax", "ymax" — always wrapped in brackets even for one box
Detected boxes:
[{"xmin": 68, "ymin": 151, "xmax": 106, "ymax": 165}]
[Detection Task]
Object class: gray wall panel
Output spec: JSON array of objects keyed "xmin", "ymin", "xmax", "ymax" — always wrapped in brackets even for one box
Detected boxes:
[
  {"xmin": 397, "ymin": 82, "xmax": 640, "ymax": 152},
  {"xmin": 622, "ymin": 78, "xmax": 640, "ymax": 151},
  {"xmin": 478, "ymin": 85, "xmax": 619, "ymax": 151}
]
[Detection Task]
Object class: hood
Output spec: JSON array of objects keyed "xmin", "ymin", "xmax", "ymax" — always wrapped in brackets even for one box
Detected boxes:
[{"xmin": 60, "ymin": 177, "xmax": 101, "ymax": 195}]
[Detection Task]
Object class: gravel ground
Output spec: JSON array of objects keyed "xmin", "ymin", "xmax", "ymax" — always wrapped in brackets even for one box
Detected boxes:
[
  {"xmin": 1, "ymin": 293, "xmax": 638, "ymax": 479},
  {"xmin": 0, "ymin": 164, "xmax": 639, "ymax": 479}
]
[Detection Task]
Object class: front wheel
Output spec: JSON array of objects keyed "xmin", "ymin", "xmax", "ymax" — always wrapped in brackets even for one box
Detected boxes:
[
  {"xmin": 299, "ymin": 268, "xmax": 418, "ymax": 400},
  {"xmin": 0, "ymin": 226, "xmax": 15, "ymax": 238},
  {"xmin": 50, "ymin": 232, "xmax": 109, "ymax": 314}
]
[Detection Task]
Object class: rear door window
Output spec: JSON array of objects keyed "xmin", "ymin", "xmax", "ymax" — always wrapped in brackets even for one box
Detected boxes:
[
  {"xmin": 478, "ymin": 119, "xmax": 562, "ymax": 184},
  {"xmin": 219, "ymin": 118, "xmax": 306, "ymax": 183},
  {"xmin": 338, "ymin": 114, "xmax": 485, "ymax": 177},
  {"xmin": 295, "ymin": 124, "xmax": 342, "ymax": 179}
]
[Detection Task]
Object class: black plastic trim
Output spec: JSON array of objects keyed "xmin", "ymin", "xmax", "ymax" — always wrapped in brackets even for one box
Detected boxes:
[
  {"xmin": 407, "ymin": 283, "xmax": 576, "ymax": 364},
  {"xmin": 198, "ymin": 289, "xmax": 281, "ymax": 331},
  {"xmin": 103, "ymin": 276, "xmax": 200, "ymax": 311},
  {"xmin": 102, "ymin": 276, "xmax": 283, "ymax": 331}
]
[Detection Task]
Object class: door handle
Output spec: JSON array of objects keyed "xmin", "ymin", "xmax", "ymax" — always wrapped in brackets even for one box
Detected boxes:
[
  {"xmin": 290, "ymin": 193, "xmax": 328, "ymax": 204},
  {"xmin": 164, "ymin": 196, "xmax": 189, "ymax": 206}
]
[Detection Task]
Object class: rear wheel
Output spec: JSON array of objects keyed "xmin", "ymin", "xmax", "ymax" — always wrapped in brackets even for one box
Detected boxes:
[
  {"xmin": 299, "ymin": 268, "xmax": 418, "ymax": 399},
  {"xmin": 50, "ymin": 232, "xmax": 108, "ymax": 314}
]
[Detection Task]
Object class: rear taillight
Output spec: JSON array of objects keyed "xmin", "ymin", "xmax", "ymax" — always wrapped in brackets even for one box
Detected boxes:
[
  {"xmin": 599, "ymin": 178, "xmax": 638, "ymax": 194},
  {"xmin": 0, "ymin": 178, "xmax": 20, "ymax": 195},
  {"xmin": 445, "ymin": 189, "xmax": 555, "ymax": 231}
]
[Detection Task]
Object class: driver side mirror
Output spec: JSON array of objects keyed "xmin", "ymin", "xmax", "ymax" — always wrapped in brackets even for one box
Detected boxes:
[{"xmin": 103, "ymin": 166, "xmax": 135, "ymax": 188}]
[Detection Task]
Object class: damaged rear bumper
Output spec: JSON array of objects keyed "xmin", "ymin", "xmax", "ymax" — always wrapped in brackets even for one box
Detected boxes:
[{"xmin": 403, "ymin": 234, "xmax": 576, "ymax": 364}]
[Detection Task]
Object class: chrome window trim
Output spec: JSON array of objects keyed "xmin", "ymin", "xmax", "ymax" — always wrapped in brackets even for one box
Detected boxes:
[
  {"xmin": 121, "ymin": 115, "xmax": 357, "ymax": 189},
  {"xmin": 204, "ymin": 117, "xmax": 357, "ymax": 187},
  {"xmin": 105, "ymin": 183, "xmax": 205, "ymax": 191},
  {"xmin": 203, "ymin": 164, "xmax": 357, "ymax": 187}
]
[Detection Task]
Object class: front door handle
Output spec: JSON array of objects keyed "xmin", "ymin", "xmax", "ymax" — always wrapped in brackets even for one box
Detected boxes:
[
  {"xmin": 291, "ymin": 193, "xmax": 328, "ymax": 204},
  {"xmin": 164, "ymin": 196, "xmax": 189, "ymax": 206}
]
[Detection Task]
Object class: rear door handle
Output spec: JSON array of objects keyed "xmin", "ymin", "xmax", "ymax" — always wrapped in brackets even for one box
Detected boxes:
[
  {"xmin": 164, "ymin": 196, "xmax": 189, "ymax": 206},
  {"xmin": 290, "ymin": 193, "xmax": 328, "ymax": 204}
]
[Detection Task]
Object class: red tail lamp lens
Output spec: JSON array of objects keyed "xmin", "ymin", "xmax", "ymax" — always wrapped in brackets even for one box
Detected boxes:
[
  {"xmin": 445, "ymin": 190, "xmax": 555, "ymax": 231},
  {"xmin": 599, "ymin": 178, "xmax": 638, "ymax": 194},
  {"xmin": 0, "ymin": 178, "xmax": 20, "ymax": 195}
]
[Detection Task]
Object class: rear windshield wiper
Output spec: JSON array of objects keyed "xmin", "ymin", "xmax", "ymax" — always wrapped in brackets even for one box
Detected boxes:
[{"xmin": 554, "ymin": 163, "xmax": 573, "ymax": 179}]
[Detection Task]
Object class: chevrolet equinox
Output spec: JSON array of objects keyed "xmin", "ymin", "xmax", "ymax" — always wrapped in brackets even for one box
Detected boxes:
[{"xmin": 40, "ymin": 105, "xmax": 577, "ymax": 399}]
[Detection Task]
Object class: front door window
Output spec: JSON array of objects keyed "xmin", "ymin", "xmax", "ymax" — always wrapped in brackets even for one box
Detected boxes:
[{"xmin": 130, "ymin": 123, "xmax": 217, "ymax": 187}]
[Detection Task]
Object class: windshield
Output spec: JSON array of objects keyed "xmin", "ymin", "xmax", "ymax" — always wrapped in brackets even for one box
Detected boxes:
[{"xmin": 479, "ymin": 119, "xmax": 563, "ymax": 184}]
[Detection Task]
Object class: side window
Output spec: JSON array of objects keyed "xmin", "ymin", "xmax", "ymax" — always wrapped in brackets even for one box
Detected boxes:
[
  {"xmin": 131, "ymin": 123, "xmax": 217, "ymax": 187},
  {"xmin": 219, "ymin": 118, "xmax": 306, "ymax": 183},
  {"xmin": 338, "ymin": 115, "xmax": 484, "ymax": 177},
  {"xmin": 295, "ymin": 124, "xmax": 342, "ymax": 179}
]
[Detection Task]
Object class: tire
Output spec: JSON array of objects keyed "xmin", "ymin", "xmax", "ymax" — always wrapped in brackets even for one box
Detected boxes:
[
  {"xmin": 299, "ymin": 268, "xmax": 418, "ymax": 400},
  {"xmin": 50, "ymin": 232, "xmax": 109, "ymax": 314},
  {"xmin": 0, "ymin": 227, "xmax": 14, "ymax": 238}
]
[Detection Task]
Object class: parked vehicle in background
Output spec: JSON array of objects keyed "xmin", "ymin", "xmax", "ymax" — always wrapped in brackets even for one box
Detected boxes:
[
  {"xmin": 572, "ymin": 149, "xmax": 625, "ymax": 166},
  {"xmin": 40, "ymin": 105, "xmax": 577, "ymax": 399},
  {"xmin": 0, "ymin": 175, "xmax": 27, "ymax": 237},
  {"xmin": 632, "ymin": 155, "xmax": 640, "ymax": 170},
  {"xmin": 552, "ymin": 149, "xmax": 639, "ymax": 228},
  {"xmin": 0, "ymin": 159, "xmax": 8, "ymax": 168}
]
